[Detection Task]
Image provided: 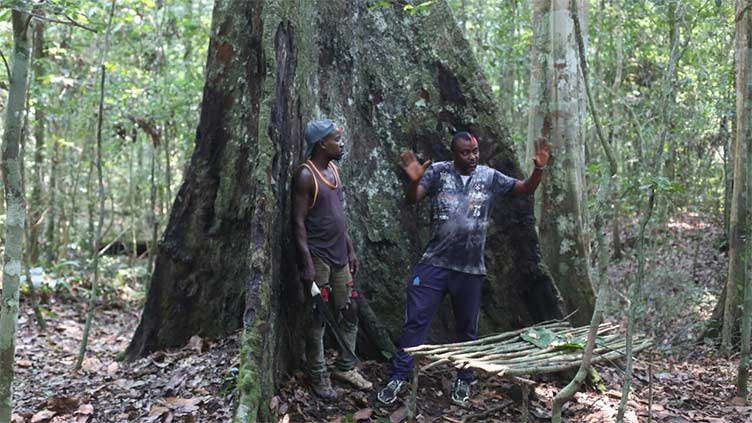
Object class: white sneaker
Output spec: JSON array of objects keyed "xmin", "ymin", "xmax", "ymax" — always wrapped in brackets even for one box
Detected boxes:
[{"xmin": 331, "ymin": 368, "xmax": 373, "ymax": 390}]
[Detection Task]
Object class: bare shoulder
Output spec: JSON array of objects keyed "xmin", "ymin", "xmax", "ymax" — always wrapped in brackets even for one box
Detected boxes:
[{"xmin": 294, "ymin": 164, "xmax": 315, "ymax": 191}]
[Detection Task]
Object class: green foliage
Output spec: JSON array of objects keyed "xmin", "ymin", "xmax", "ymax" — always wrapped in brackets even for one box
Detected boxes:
[
  {"xmin": 369, "ymin": 0, "xmax": 434, "ymax": 15},
  {"xmin": 521, "ymin": 328, "xmax": 605, "ymax": 351},
  {"xmin": 552, "ymin": 342, "xmax": 585, "ymax": 352},
  {"xmin": 368, "ymin": 0, "xmax": 392, "ymax": 12},
  {"xmin": 641, "ymin": 176, "xmax": 686, "ymax": 194},
  {"xmin": 403, "ymin": 1, "xmax": 434, "ymax": 16},
  {"xmin": 446, "ymin": 0, "xmax": 733, "ymax": 223},
  {"xmin": 521, "ymin": 327, "xmax": 557, "ymax": 348},
  {"xmin": 218, "ymin": 366, "xmax": 239, "ymax": 396},
  {"xmin": 0, "ymin": 0, "xmax": 212, "ymax": 270}
]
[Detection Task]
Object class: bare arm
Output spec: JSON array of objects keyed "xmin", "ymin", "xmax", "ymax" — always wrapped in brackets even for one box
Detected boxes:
[
  {"xmin": 512, "ymin": 167, "xmax": 544, "ymax": 195},
  {"xmin": 399, "ymin": 151, "xmax": 431, "ymax": 204},
  {"xmin": 292, "ymin": 167, "xmax": 316, "ymax": 289},
  {"xmin": 512, "ymin": 137, "xmax": 550, "ymax": 196}
]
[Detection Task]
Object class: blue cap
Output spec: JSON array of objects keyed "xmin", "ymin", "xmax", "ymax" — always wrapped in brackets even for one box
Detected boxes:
[{"xmin": 304, "ymin": 118, "xmax": 337, "ymax": 158}]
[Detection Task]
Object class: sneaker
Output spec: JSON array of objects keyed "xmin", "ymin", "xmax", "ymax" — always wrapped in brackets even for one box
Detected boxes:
[
  {"xmin": 331, "ymin": 368, "xmax": 373, "ymax": 390},
  {"xmin": 450, "ymin": 378, "xmax": 471, "ymax": 405},
  {"xmin": 310, "ymin": 374, "xmax": 338, "ymax": 400},
  {"xmin": 377, "ymin": 379, "xmax": 408, "ymax": 404}
]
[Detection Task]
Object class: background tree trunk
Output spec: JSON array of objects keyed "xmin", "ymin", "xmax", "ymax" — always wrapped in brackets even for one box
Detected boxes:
[
  {"xmin": 0, "ymin": 8, "xmax": 31, "ymax": 421},
  {"xmin": 722, "ymin": 0, "xmax": 752, "ymax": 353},
  {"xmin": 29, "ymin": 19, "xmax": 45, "ymax": 265},
  {"xmin": 527, "ymin": 0, "xmax": 595, "ymax": 326},
  {"xmin": 127, "ymin": 0, "xmax": 569, "ymax": 418}
]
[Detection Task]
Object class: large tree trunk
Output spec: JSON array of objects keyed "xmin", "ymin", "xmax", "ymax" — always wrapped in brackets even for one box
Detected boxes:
[
  {"xmin": 527, "ymin": 0, "xmax": 595, "ymax": 326},
  {"xmin": 127, "ymin": 0, "xmax": 566, "ymax": 418}
]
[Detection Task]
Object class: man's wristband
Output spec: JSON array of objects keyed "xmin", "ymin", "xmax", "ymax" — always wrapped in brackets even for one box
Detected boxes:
[{"xmin": 533, "ymin": 160, "xmax": 546, "ymax": 170}]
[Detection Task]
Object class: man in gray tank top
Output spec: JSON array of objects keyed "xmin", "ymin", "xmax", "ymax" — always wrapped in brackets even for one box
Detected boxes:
[{"xmin": 292, "ymin": 119, "xmax": 372, "ymax": 400}]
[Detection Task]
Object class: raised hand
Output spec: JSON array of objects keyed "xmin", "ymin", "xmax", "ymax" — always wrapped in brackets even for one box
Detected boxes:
[
  {"xmin": 533, "ymin": 137, "xmax": 551, "ymax": 168},
  {"xmin": 399, "ymin": 150, "xmax": 432, "ymax": 182}
]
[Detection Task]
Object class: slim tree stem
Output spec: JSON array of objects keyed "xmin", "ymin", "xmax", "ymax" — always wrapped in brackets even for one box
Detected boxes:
[
  {"xmin": 0, "ymin": 7, "xmax": 32, "ymax": 422},
  {"xmin": 616, "ymin": 190, "xmax": 655, "ymax": 422},
  {"xmin": 75, "ymin": 0, "xmax": 116, "ymax": 370}
]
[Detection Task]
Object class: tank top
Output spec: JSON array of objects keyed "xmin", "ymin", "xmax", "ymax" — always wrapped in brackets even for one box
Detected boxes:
[{"xmin": 300, "ymin": 160, "xmax": 349, "ymax": 267}]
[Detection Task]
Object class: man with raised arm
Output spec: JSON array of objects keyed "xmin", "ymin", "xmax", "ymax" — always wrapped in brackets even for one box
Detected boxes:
[
  {"xmin": 377, "ymin": 131, "xmax": 550, "ymax": 405},
  {"xmin": 292, "ymin": 118, "xmax": 372, "ymax": 400}
]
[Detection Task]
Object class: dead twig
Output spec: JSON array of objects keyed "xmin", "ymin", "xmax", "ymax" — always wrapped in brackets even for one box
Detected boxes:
[{"xmin": 0, "ymin": 48, "xmax": 11, "ymax": 80}]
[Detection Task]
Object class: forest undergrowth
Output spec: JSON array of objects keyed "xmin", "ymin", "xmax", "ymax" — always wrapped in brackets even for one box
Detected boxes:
[{"xmin": 9, "ymin": 214, "xmax": 750, "ymax": 423}]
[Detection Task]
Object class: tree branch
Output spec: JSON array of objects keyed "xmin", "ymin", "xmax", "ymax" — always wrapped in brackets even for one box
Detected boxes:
[
  {"xmin": 13, "ymin": 8, "xmax": 98, "ymax": 33},
  {"xmin": 0, "ymin": 48, "xmax": 11, "ymax": 81}
]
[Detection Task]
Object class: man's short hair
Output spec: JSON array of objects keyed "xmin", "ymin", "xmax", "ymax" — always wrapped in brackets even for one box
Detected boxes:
[{"xmin": 451, "ymin": 131, "xmax": 474, "ymax": 151}]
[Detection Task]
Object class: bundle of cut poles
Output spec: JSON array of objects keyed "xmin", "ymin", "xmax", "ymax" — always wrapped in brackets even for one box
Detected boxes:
[{"xmin": 404, "ymin": 320, "xmax": 652, "ymax": 378}]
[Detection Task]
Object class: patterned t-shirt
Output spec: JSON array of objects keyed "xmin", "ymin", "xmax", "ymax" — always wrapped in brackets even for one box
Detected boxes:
[{"xmin": 418, "ymin": 161, "xmax": 518, "ymax": 275}]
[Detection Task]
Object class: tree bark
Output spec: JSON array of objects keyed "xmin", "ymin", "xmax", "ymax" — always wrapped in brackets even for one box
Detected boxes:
[
  {"xmin": 126, "ymin": 0, "xmax": 564, "ymax": 419},
  {"xmin": 527, "ymin": 0, "xmax": 595, "ymax": 326},
  {"xmin": 45, "ymin": 133, "xmax": 59, "ymax": 262},
  {"xmin": 0, "ymin": 8, "xmax": 31, "ymax": 421},
  {"xmin": 29, "ymin": 19, "xmax": 45, "ymax": 265},
  {"xmin": 723, "ymin": 0, "xmax": 752, "ymax": 354}
]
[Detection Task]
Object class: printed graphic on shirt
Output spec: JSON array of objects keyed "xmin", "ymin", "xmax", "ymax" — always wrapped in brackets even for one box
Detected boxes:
[{"xmin": 417, "ymin": 161, "xmax": 517, "ymax": 275}]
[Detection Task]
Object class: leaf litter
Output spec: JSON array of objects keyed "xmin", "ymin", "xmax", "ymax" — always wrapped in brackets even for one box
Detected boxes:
[{"xmin": 11, "ymin": 214, "xmax": 750, "ymax": 422}]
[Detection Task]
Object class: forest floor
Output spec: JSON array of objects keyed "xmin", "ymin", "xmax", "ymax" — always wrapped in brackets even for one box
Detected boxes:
[{"xmin": 9, "ymin": 213, "xmax": 752, "ymax": 423}]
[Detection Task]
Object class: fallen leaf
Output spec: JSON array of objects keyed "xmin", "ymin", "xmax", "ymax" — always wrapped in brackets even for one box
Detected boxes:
[
  {"xmin": 107, "ymin": 362, "xmax": 119, "ymax": 374},
  {"xmin": 166, "ymin": 372, "xmax": 187, "ymax": 391},
  {"xmin": 75, "ymin": 404, "xmax": 94, "ymax": 415},
  {"xmin": 146, "ymin": 406, "xmax": 169, "ymax": 422},
  {"xmin": 81, "ymin": 356, "xmax": 102, "ymax": 372},
  {"xmin": 606, "ymin": 389, "xmax": 622, "ymax": 399},
  {"xmin": 328, "ymin": 418, "xmax": 342, "ymax": 423},
  {"xmin": 729, "ymin": 396, "xmax": 747, "ymax": 406},
  {"xmin": 162, "ymin": 396, "xmax": 203, "ymax": 413},
  {"xmin": 17, "ymin": 359, "xmax": 33, "ymax": 368},
  {"xmin": 115, "ymin": 379, "xmax": 146, "ymax": 390},
  {"xmin": 31, "ymin": 409, "xmax": 56, "ymax": 423},
  {"xmin": 46, "ymin": 396, "xmax": 80, "ymax": 413},
  {"xmin": 186, "ymin": 335, "xmax": 203, "ymax": 353},
  {"xmin": 269, "ymin": 396, "xmax": 280, "ymax": 411},
  {"xmin": 389, "ymin": 406, "xmax": 407, "ymax": 423},
  {"xmin": 353, "ymin": 408, "xmax": 373, "ymax": 421}
]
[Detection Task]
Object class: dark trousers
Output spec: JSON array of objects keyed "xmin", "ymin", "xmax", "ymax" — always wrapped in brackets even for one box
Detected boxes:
[{"xmin": 389, "ymin": 264, "xmax": 484, "ymax": 382}]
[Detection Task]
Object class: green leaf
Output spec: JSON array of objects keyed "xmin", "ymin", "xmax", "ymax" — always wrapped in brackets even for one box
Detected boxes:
[
  {"xmin": 552, "ymin": 342, "xmax": 585, "ymax": 352},
  {"xmin": 586, "ymin": 163, "xmax": 602, "ymax": 175},
  {"xmin": 368, "ymin": 0, "xmax": 392, "ymax": 11},
  {"xmin": 521, "ymin": 328, "xmax": 557, "ymax": 348}
]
